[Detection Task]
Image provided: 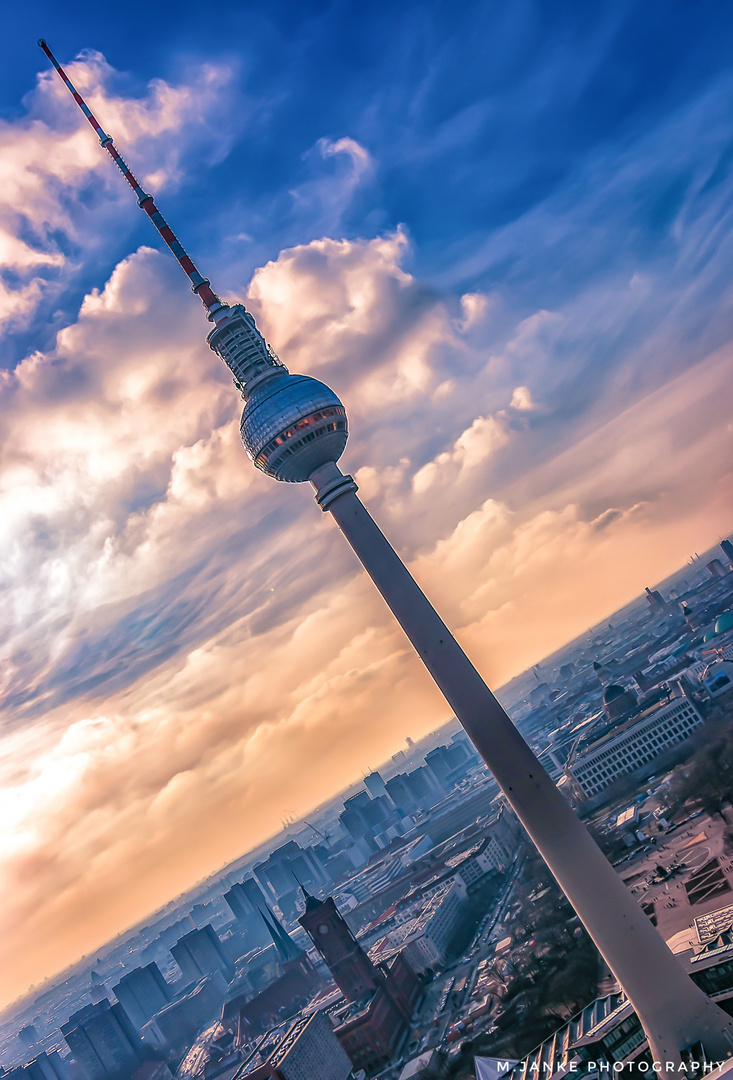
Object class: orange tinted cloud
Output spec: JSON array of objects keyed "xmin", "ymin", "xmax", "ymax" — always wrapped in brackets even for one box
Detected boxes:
[{"xmin": 0, "ymin": 219, "xmax": 731, "ymax": 1010}]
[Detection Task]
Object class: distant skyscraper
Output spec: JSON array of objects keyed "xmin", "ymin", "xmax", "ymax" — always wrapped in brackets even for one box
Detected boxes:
[
  {"xmin": 18, "ymin": 1027, "xmax": 39, "ymax": 1050},
  {"xmin": 644, "ymin": 586, "xmax": 668, "ymax": 614},
  {"xmin": 425, "ymin": 743, "xmax": 468, "ymax": 787},
  {"xmin": 112, "ymin": 964, "xmax": 171, "ymax": 1030},
  {"xmin": 707, "ymin": 559, "xmax": 728, "ymax": 579},
  {"xmin": 23, "ymin": 1054, "xmax": 67, "ymax": 1080},
  {"xmin": 363, "ymin": 771, "xmax": 387, "ymax": 799},
  {"xmin": 89, "ymin": 972, "xmax": 108, "ymax": 1005},
  {"xmin": 252, "ymin": 840, "xmax": 326, "ymax": 900},
  {"xmin": 721, "ymin": 538, "xmax": 733, "ymax": 563},
  {"xmin": 223, "ymin": 877, "xmax": 267, "ymax": 920},
  {"xmin": 170, "ymin": 925, "xmax": 233, "ymax": 985},
  {"xmin": 342, "ymin": 790, "xmax": 394, "ymax": 836},
  {"xmin": 384, "ymin": 767, "xmax": 441, "ymax": 815},
  {"xmin": 298, "ymin": 891, "xmax": 381, "ymax": 1002},
  {"xmin": 41, "ymin": 42, "xmax": 733, "ymax": 1063},
  {"xmin": 384, "ymin": 773, "xmax": 415, "ymax": 815},
  {"xmin": 222, "ymin": 877, "xmax": 272, "ymax": 950},
  {"xmin": 156, "ymin": 915, "xmax": 196, "ymax": 950},
  {"xmin": 404, "ymin": 765, "xmax": 443, "ymax": 806},
  {"xmin": 61, "ymin": 1001, "xmax": 145, "ymax": 1080}
]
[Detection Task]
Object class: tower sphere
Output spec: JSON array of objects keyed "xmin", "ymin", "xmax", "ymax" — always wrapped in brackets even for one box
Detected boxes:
[{"xmin": 240, "ymin": 371, "xmax": 349, "ymax": 482}]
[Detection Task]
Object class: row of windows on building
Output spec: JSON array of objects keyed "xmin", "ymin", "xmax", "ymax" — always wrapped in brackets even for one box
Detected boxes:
[
  {"xmin": 257, "ymin": 416, "xmax": 348, "ymax": 470},
  {"xmin": 569, "ymin": 701, "xmax": 703, "ymax": 798}
]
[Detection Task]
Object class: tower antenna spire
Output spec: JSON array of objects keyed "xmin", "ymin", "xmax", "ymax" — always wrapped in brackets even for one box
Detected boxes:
[{"xmin": 37, "ymin": 38, "xmax": 225, "ymax": 319}]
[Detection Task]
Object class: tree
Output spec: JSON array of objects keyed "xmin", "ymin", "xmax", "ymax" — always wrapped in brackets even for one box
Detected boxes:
[{"xmin": 666, "ymin": 712, "xmax": 733, "ymax": 820}]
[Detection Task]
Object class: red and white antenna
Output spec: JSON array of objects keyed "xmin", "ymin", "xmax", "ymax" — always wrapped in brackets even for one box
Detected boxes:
[{"xmin": 38, "ymin": 38, "xmax": 226, "ymax": 319}]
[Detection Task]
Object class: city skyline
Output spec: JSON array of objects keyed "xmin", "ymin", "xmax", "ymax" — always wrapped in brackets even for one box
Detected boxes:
[
  {"xmin": 2, "ymin": 549, "xmax": 733, "ymax": 1070},
  {"xmin": 2, "ymin": 0, "xmax": 733, "ymax": 1016},
  {"xmin": 1, "ymin": 550, "xmax": 728, "ymax": 1020}
]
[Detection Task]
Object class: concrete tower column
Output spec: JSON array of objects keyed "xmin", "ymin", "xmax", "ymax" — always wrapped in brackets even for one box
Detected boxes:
[{"xmin": 309, "ymin": 460, "xmax": 733, "ymax": 1068}]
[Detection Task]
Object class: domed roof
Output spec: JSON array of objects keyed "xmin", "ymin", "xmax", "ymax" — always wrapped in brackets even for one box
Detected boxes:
[
  {"xmin": 703, "ymin": 631, "xmax": 717, "ymax": 642},
  {"xmin": 602, "ymin": 683, "xmax": 627, "ymax": 703},
  {"xmin": 715, "ymin": 611, "xmax": 733, "ymax": 635}
]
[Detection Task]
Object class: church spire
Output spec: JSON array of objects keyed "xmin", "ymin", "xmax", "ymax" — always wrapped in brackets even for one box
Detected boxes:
[
  {"xmin": 259, "ymin": 906, "xmax": 303, "ymax": 964},
  {"xmin": 293, "ymin": 874, "xmax": 322, "ymax": 914}
]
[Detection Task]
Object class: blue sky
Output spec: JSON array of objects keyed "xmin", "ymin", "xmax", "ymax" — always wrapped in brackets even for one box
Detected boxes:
[
  {"xmin": 5, "ymin": 0, "xmax": 733, "ymax": 350},
  {"xmin": 0, "ymin": 0, "xmax": 732, "ymax": 1008}
]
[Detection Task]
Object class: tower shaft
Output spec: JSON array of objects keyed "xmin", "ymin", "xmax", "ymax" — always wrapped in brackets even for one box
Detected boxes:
[{"xmin": 309, "ymin": 460, "xmax": 733, "ymax": 1066}]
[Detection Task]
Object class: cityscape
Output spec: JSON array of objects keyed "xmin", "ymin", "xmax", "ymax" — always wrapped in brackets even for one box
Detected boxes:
[{"xmin": 1, "ymin": 541, "xmax": 732, "ymax": 1078}]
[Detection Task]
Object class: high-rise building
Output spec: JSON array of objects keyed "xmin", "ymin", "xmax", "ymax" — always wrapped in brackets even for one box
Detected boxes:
[
  {"xmin": 338, "ymin": 790, "xmax": 398, "ymax": 850},
  {"xmin": 451, "ymin": 728, "xmax": 478, "ymax": 759},
  {"xmin": 42, "ymin": 44, "xmax": 733, "ymax": 1063},
  {"xmin": 22, "ymin": 1054, "xmax": 67, "ymax": 1080},
  {"xmin": 141, "ymin": 975, "xmax": 228, "ymax": 1056},
  {"xmin": 61, "ymin": 1001, "xmax": 145, "ymax": 1080},
  {"xmin": 644, "ymin": 586, "xmax": 668, "ymax": 614},
  {"xmin": 112, "ymin": 965, "xmax": 172, "ymax": 1031},
  {"xmin": 384, "ymin": 765, "xmax": 447, "ymax": 815},
  {"xmin": 363, "ymin": 771, "xmax": 387, "ymax": 799},
  {"xmin": 338, "ymin": 791, "xmax": 372, "ymax": 843},
  {"xmin": 155, "ymin": 916, "xmax": 196, "ymax": 951},
  {"xmin": 223, "ymin": 877, "xmax": 267, "ymax": 921},
  {"xmin": 707, "ymin": 559, "xmax": 728, "ymax": 579},
  {"xmin": 18, "ymin": 1027, "xmax": 39, "ymax": 1050},
  {"xmin": 89, "ymin": 972, "xmax": 108, "ymax": 1005},
  {"xmin": 170, "ymin": 925, "xmax": 233, "ymax": 985},
  {"xmin": 404, "ymin": 765, "xmax": 443, "ymax": 806},
  {"xmin": 298, "ymin": 892, "xmax": 382, "ymax": 1002},
  {"xmin": 384, "ymin": 773, "xmax": 414, "ymax": 814},
  {"xmin": 252, "ymin": 840, "xmax": 326, "ymax": 901},
  {"xmin": 721, "ymin": 538, "xmax": 733, "ymax": 563},
  {"xmin": 222, "ymin": 878, "xmax": 273, "ymax": 951},
  {"xmin": 424, "ymin": 743, "xmax": 469, "ymax": 788}
]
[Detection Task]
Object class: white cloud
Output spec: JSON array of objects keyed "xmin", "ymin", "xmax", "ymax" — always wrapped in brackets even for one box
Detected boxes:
[
  {"xmin": 0, "ymin": 209, "xmax": 732, "ymax": 1009},
  {"xmin": 510, "ymin": 385, "xmax": 534, "ymax": 410},
  {"xmin": 288, "ymin": 135, "xmax": 374, "ymax": 232},
  {"xmin": 0, "ymin": 50, "xmax": 234, "ymax": 335},
  {"xmin": 413, "ymin": 410, "xmax": 512, "ymax": 493},
  {"xmin": 318, "ymin": 136, "xmax": 372, "ymax": 179}
]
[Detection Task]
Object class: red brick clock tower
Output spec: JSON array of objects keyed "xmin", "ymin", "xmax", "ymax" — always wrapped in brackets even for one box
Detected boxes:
[{"xmin": 298, "ymin": 889, "xmax": 382, "ymax": 1002}]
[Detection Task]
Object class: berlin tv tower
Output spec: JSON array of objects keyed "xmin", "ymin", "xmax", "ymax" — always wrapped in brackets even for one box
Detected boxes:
[{"xmin": 39, "ymin": 40, "xmax": 733, "ymax": 1066}]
